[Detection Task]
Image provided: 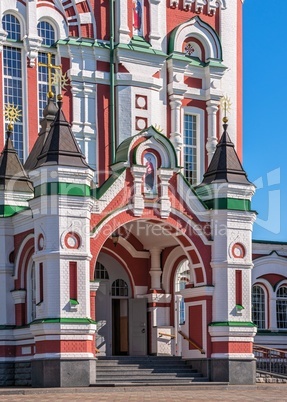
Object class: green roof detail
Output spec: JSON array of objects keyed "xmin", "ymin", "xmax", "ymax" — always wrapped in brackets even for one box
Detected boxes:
[
  {"xmin": 204, "ymin": 198, "xmax": 251, "ymax": 211},
  {"xmin": 0, "ymin": 205, "xmax": 30, "ymax": 218},
  {"xmin": 167, "ymin": 52, "xmax": 206, "ymax": 67},
  {"xmin": 57, "ymin": 38, "xmax": 109, "ymax": 49},
  {"xmin": 209, "ymin": 321, "xmax": 256, "ymax": 327},
  {"xmin": 117, "ymin": 36, "xmax": 166, "ymax": 57},
  {"xmin": 31, "ymin": 317, "xmax": 96, "ymax": 325},
  {"xmin": 70, "ymin": 299, "xmax": 79, "ymax": 306},
  {"xmin": 34, "ymin": 182, "xmax": 91, "ymax": 198}
]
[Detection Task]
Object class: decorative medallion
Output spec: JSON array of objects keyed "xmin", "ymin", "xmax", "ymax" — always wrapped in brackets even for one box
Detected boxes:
[
  {"xmin": 231, "ymin": 243, "xmax": 246, "ymax": 259},
  {"xmin": 185, "ymin": 43, "xmax": 195, "ymax": 56},
  {"xmin": 135, "ymin": 95, "xmax": 147, "ymax": 109},
  {"xmin": 136, "ymin": 117, "xmax": 148, "ymax": 130},
  {"xmin": 37, "ymin": 234, "xmax": 45, "ymax": 251},
  {"xmin": 64, "ymin": 232, "xmax": 81, "ymax": 249}
]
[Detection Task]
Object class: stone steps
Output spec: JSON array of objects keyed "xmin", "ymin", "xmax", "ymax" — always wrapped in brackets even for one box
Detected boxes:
[{"xmin": 96, "ymin": 356, "xmax": 208, "ymax": 385}]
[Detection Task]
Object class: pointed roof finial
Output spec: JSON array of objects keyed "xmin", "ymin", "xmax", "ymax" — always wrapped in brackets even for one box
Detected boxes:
[{"xmin": 220, "ymin": 95, "xmax": 232, "ymax": 124}]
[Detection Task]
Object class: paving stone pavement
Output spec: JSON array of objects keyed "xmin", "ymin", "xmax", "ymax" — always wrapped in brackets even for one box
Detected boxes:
[{"xmin": 0, "ymin": 385, "xmax": 286, "ymax": 401}]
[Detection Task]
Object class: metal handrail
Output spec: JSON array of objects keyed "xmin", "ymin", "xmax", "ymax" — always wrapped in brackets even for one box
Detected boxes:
[
  {"xmin": 158, "ymin": 332, "xmax": 176, "ymax": 339},
  {"xmin": 254, "ymin": 344, "xmax": 287, "ymax": 376},
  {"xmin": 178, "ymin": 330, "xmax": 205, "ymax": 354}
]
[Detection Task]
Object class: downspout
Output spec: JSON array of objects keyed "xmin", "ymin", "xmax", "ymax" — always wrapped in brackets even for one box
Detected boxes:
[{"xmin": 110, "ymin": 0, "xmax": 116, "ymax": 164}]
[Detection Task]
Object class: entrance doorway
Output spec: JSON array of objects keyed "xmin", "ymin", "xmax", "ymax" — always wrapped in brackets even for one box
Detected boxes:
[
  {"xmin": 95, "ymin": 254, "xmax": 148, "ymax": 356},
  {"xmin": 112, "ymin": 299, "xmax": 128, "ymax": 355}
]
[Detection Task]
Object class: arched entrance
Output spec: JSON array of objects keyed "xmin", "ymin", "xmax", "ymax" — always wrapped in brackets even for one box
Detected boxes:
[
  {"xmin": 95, "ymin": 252, "xmax": 148, "ymax": 356},
  {"xmin": 92, "ymin": 217, "xmax": 209, "ymax": 358}
]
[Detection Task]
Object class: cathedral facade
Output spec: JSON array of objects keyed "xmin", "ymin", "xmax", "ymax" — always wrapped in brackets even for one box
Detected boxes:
[{"xmin": 0, "ymin": 0, "xmax": 286, "ymax": 388}]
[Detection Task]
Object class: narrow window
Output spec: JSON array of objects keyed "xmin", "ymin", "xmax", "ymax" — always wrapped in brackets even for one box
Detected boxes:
[
  {"xmin": 2, "ymin": 14, "xmax": 24, "ymax": 160},
  {"xmin": 31, "ymin": 263, "xmax": 36, "ymax": 322},
  {"xmin": 235, "ymin": 270, "xmax": 242, "ymax": 306},
  {"xmin": 175, "ymin": 260, "xmax": 191, "ymax": 325},
  {"xmin": 183, "ymin": 114, "xmax": 197, "ymax": 185},
  {"xmin": 276, "ymin": 286, "xmax": 287, "ymax": 329},
  {"xmin": 69, "ymin": 262, "xmax": 77, "ymax": 301},
  {"xmin": 37, "ymin": 21, "xmax": 56, "ymax": 119},
  {"xmin": 39, "ymin": 263, "xmax": 44, "ymax": 303},
  {"xmin": 252, "ymin": 285, "xmax": 266, "ymax": 329}
]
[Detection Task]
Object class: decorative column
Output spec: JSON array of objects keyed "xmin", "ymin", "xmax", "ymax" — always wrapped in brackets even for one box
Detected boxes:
[
  {"xmin": 115, "ymin": 0, "xmax": 130, "ymax": 44},
  {"xmin": 148, "ymin": 0, "xmax": 162, "ymax": 50},
  {"xmin": 206, "ymin": 100, "xmax": 219, "ymax": 164},
  {"xmin": 169, "ymin": 94, "xmax": 183, "ymax": 164},
  {"xmin": 158, "ymin": 169, "xmax": 173, "ymax": 218},
  {"xmin": 131, "ymin": 166, "xmax": 146, "ymax": 216},
  {"xmin": 0, "ymin": 0, "xmax": 7, "ymax": 52},
  {"xmin": 149, "ymin": 247, "xmax": 163, "ymax": 290},
  {"xmin": 23, "ymin": 0, "xmax": 42, "ymax": 66}
]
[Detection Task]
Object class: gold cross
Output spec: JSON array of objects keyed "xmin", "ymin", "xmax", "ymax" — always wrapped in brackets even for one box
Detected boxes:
[{"xmin": 38, "ymin": 53, "xmax": 62, "ymax": 99}]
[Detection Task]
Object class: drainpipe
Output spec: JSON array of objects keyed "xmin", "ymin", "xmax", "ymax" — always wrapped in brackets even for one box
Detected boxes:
[{"xmin": 110, "ymin": 0, "xmax": 116, "ymax": 164}]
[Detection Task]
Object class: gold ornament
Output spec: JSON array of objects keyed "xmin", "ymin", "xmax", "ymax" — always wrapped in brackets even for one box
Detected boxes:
[
  {"xmin": 52, "ymin": 70, "xmax": 69, "ymax": 91},
  {"xmin": 4, "ymin": 103, "xmax": 22, "ymax": 130},
  {"xmin": 220, "ymin": 95, "xmax": 232, "ymax": 123}
]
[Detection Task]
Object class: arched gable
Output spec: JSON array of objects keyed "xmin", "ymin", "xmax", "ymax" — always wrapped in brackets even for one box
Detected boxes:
[
  {"xmin": 169, "ymin": 16, "xmax": 222, "ymax": 62},
  {"xmin": 253, "ymin": 254, "xmax": 287, "ymax": 285},
  {"xmin": 115, "ymin": 125, "xmax": 179, "ymax": 169}
]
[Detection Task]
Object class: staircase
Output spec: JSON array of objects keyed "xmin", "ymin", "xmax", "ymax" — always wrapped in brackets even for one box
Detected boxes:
[{"xmin": 95, "ymin": 356, "xmax": 208, "ymax": 385}]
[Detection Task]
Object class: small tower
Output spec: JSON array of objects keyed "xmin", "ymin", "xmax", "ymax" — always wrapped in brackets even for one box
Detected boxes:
[
  {"xmin": 28, "ymin": 95, "xmax": 96, "ymax": 387},
  {"xmin": 0, "ymin": 123, "xmax": 33, "ymax": 328},
  {"xmin": 196, "ymin": 119, "xmax": 257, "ymax": 384}
]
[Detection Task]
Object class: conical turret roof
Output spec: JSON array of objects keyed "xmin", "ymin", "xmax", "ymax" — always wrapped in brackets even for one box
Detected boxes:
[
  {"xmin": 24, "ymin": 97, "xmax": 58, "ymax": 171},
  {"xmin": 202, "ymin": 123, "xmax": 251, "ymax": 185},
  {"xmin": 0, "ymin": 129, "xmax": 33, "ymax": 192},
  {"xmin": 35, "ymin": 96, "xmax": 90, "ymax": 169}
]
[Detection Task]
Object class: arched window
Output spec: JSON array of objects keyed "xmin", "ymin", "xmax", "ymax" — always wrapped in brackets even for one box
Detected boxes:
[
  {"xmin": 175, "ymin": 260, "xmax": 191, "ymax": 325},
  {"xmin": 252, "ymin": 285, "xmax": 266, "ymax": 329},
  {"xmin": 111, "ymin": 279, "xmax": 128, "ymax": 297},
  {"xmin": 95, "ymin": 262, "xmax": 109, "ymax": 280},
  {"xmin": 27, "ymin": 262, "xmax": 36, "ymax": 323},
  {"xmin": 2, "ymin": 14, "xmax": 24, "ymax": 160},
  {"xmin": 276, "ymin": 286, "xmax": 287, "ymax": 329},
  {"xmin": 182, "ymin": 107, "xmax": 204, "ymax": 186},
  {"xmin": 37, "ymin": 21, "xmax": 56, "ymax": 119}
]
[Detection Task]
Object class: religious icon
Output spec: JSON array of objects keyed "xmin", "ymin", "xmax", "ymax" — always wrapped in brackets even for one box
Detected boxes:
[
  {"xmin": 144, "ymin": 153, "xmax": 156, "ymax": 194},
  {"xmin": 133, "ymin": 0, "xmax": 142, "ymax": 35}
]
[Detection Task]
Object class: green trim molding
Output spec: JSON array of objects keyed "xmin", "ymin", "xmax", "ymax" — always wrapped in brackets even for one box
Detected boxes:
[
  {"xmin": 256, "ymin": 330, "xmax": 287, "ymax": 336},
  {"xmin": 93, "ymin": 168, "xmax": 125, "ymax": 199},
  {"xmin": 209, "ymin": 321, "xmax": 256, "ymax": 327},
  {"xmin": 34, "ymin": 182, "xmax": 90, "ymax": 198},
  {"xmin": 204, "ymin": 198, "xmax": 251, "ymax": 211},
  {"xmin": 70, "ymin": 298, "xmax": 79, "ymax": 306},
  {"xmin": 31, "ymin": 317, "xmax": 96, "ymax": 325},
  {"xmin": 0, "ymin": 205, "xmax": 30, "ymax": 218}
]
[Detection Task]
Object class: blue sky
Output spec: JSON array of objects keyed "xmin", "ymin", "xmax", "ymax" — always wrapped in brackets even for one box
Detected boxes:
[{"xmin": 243, "ymin": 1, "xmax": 286, "ymax": 242}]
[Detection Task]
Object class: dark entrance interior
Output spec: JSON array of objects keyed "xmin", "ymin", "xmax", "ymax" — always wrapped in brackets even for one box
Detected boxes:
[{"xmin": 112, "ymin": 299, "xmax": 128, "ymax": 355}]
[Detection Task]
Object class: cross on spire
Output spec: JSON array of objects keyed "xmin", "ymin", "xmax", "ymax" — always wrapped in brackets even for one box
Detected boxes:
[{"xmin": 38, "ymin": 53, "xmax": 62, "ymax": 99}]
